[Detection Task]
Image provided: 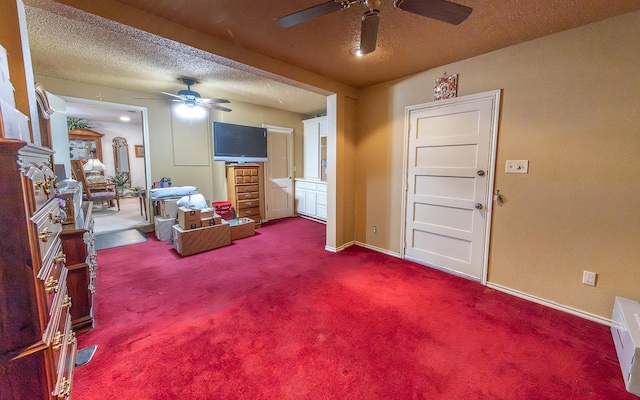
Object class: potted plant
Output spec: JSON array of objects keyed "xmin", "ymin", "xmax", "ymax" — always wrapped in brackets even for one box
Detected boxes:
[
  {"xmin": 109, "ymin": 172, "xmax": 130, "ymax": 196},
  {"xmin": 67, "ymin": 117, "xmax": 94, "ymax": 131}
]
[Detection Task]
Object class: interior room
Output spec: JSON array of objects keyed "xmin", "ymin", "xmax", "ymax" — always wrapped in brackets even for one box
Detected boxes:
[{"xmin": 1, "ymin": 0, "xmax": 639, "ymax": 398}]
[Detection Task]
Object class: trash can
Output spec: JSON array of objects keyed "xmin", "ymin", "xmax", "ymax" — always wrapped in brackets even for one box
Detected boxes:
[{"xmin": 212, "ymin": 201, "xmax": 233, "ymax": 221}]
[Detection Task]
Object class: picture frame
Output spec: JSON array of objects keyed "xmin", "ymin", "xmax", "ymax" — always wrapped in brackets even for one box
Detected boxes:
[
  {"xmin": 134, "ymin": 144, "xmax": 145, "ymax": 158},
  {"xmin": 433, "ymin": 73, "xmax": 458, "ymax": 101}
]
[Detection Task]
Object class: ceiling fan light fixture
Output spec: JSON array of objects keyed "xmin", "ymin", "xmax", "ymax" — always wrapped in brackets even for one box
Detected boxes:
[{"xmin": 176, "ymin": 103, "xmax": 207, "ymax": 119}]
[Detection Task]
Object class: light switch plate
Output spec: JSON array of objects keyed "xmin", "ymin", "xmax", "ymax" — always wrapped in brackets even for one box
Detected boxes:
[{"xmin": 506, "ymin": 160, "xmax": 529, "ymax": 174}]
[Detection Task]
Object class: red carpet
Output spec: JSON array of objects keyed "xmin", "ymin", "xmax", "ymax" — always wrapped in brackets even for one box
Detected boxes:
[{"xmin": 74, "ymin": 217, "xmax": 632, "ymax": 399}]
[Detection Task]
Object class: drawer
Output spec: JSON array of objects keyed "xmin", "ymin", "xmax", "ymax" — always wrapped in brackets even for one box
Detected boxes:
[
  {"xmin": 235, "ymin": 175, "xmax": 259, "ymax": 184},
  {"xmin": 316, "ymin": 183, "xmax": 327, "ymax": 193},
  {"xmin": 317, "ymin": 204, "xmax": 327, "ymax": 220},
  {"xmin": 238, "ymin": 207, "xmax": 260, "ymax": 218},
  {"xmin": 317, "ymin": 192, "xmax": 327, "ymax": 206},
  {"xmin": 241, "ymin": 168, "xmax": 258, "ymax": 176},
  {"xmin": 43, "ymin": 274, "xmax": 69, "ymax": 347},
  {"xmin": 296, "ymin": 181, "xmax": 317, "ymax": 191},
  {"xmin": 52, "ymin": 311, "xmax": 76, "ymax": 400},
  {"xmin": 236, "ymin": 184, "xmax": 259, "ymax": 193},
  {"xmin": 24, "ymin": 162, "xmax": 56, "ymax": 213},
  {"xmin": 38, "ymin": 241, "xmax": 67, "ymax": 316},
  {"xmin": 238, "ymin": 199, "xmax": 259, "ymax": 210},
  {"xmin": 31, "ymin": 199, "xmax": 64, "ymax": 265},
  {"xmin": 236, "ymin": 191, "xmax": 259, "ymax": 200}
]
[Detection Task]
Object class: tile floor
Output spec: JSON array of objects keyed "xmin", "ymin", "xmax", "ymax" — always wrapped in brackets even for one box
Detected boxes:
[{"xmin": 91, "ymin": 196, "xmax": 153, "ymax": 235}]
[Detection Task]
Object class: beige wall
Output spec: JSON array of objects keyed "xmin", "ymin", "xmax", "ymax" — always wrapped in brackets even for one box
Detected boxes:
[
  {"xmin": 34, "ymin": 75, "xmax": 310, "ymax": 205},
  {"xmin": 356, "ymin": 11, "xmax": 640, "ymax": 318}
]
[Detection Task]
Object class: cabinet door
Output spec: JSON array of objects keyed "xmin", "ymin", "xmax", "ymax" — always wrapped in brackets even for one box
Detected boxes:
[
  {"xmin": 304, "ymin": 190, "xmax": 317, "ymax": 216},
  {"xmin": 303, "ymin": 121, "xmax": 320, "ymax": 180},
  {"xmin": 295, "ymin": 187, "xmax": 306, "ymax": 214}
]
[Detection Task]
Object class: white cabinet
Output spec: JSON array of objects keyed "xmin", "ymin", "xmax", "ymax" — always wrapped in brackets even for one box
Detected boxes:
[
  {"xmin": 303, "ymin": 116, "xmax": 327, "ymax": 180},
  {"xmin": 295, "ymin": 179, "xmax": 326, "ymax": 221}
]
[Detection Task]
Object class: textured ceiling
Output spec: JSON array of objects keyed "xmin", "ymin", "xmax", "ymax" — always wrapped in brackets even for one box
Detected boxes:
[{"xmin": 24, "ymin": 0, "xmax": 640, "ymax": 117}]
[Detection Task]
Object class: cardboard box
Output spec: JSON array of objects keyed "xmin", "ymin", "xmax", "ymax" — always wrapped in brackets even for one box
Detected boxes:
[
  {"xmin": 229, "ymin": 217, "xmax": 255, "ymax": 240},
  {"xmin": 0, "ymin": 99, "xmax": 21, "ymax": 140},
  {"xmin": 173, "ymin": 222, "xmax": 231, "ymax": 256},
  {"xmin": 201, "ymin": 217, "xmax": 216, "ymax": 227},
  {"xmin": 200, "ymin": 207, "xmax": 216, "ymax": 219},
  {"xmin": 157, "ymin": 198, "xmax": 180, "ymax": 219},
  {"xmin": 611, "ymin": 297, "xmax": 640, "ymax": 396},
  {"xmin": 0, "ymin": 45, "xmax": 14, "ymax": 107},
  {"xmin": 178, "ymin": 206, "xmax": 201, "ymax": 230},
  {"xmin": 154, "ymin": 217, "xmax": 176, "ymax": 241}
]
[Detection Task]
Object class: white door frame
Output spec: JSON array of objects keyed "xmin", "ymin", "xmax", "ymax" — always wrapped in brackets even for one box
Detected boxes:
[
  {"xmin": 400, "ymin": 90, "xmax": 501, "ymax": 285},
  {"xmin": 263, "ymin": 124, "xmax": 294, "ymax": 222}
]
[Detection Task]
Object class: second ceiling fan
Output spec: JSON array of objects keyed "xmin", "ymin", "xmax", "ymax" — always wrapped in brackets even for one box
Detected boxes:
[{"xmin": 275, "ymin": 0, "xmax": 473, "ymax": 55}]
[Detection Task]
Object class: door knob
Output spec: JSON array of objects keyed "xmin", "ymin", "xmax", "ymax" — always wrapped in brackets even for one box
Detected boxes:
[
  {"xmin": 475, "ymin": 203, "xmax": 483, "ymax": 210},
  {"xmin": 477, "ymin": 170, "xmax": 485, "ymax": 176}
]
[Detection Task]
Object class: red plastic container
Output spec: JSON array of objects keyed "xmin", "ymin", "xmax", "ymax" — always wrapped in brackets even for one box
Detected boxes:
[{"xmin": 212, "ymin": 201, "xmax": 233, "ymax": 220}]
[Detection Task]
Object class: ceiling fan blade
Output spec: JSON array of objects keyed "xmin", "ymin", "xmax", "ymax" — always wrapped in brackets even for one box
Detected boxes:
[
  {"xmin": 208, "ymin": 105, "xmax": 232, "ymax": 112},
  {"xmin": 359, "ymin": 9, "xmax": 380, "ymax": 55},
  {"xmin": 394, "ymin": 0, "xmax": 472, "ymax": 25},
  {"xmin": 197, "ymin": 97, "xmax": 231, "ymax": 104},
  {"xmin": 157, "ymin": 90, "xmax": 185, "ymax": 100},
  {"xmin": 275, "ymin": 1, "xmax": 346, "ymax": 28}
]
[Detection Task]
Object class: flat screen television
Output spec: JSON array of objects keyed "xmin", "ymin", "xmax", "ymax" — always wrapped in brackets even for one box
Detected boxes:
[{"xmin": 212, "ymin": 122, "xmax": 268, "ymax": 163}]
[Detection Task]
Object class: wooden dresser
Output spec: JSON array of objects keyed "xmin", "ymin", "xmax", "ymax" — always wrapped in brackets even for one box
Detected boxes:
[
  {"xmin": 0, "ymin": 139, "xmax": 77, "ymax": 399},
  {"xmin": 60, "ymin": 201, "xmax": 96, "ymax": 333},
  {"xmin": 226, "ymin": 164, "xmax": 263, "ymax": 226}
]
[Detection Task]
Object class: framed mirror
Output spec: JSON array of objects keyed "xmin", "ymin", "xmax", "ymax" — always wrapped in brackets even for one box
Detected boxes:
[{"xmin": 112, "ymin": 137, "xmax": 130, "ymax": 183}]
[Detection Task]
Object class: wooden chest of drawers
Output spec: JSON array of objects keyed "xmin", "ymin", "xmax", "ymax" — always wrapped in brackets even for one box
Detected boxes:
[
  {"xmin": 0, "ymin": 140, "xmax": 77, "ymax": 399},
  {"xmin": 226, "ymin": 164, "xmax": 263, "ymax": 226}
]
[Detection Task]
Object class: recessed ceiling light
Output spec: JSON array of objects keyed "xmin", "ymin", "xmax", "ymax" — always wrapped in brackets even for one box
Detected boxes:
[
  {"xmin": 120, "ymin": 116, "xmax": 131, "ymax": 122},
  {"xmin": 350, "ymin": 47, "xmax": 364, "ymax": 57}
]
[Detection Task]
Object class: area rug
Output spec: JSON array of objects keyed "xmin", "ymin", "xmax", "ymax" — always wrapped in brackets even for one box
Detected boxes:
[{"xmin": 94, "ymin": 228, "xmax": 148, "ymax": 250}]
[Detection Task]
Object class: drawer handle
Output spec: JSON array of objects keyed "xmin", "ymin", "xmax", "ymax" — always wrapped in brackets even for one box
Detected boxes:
[
  {"xmin": 52, "ymin": 330, "xmax": 64, "ymax": 350},
  {"xmin": 44, "ymin": 276, "xmax": 59, "ymax": 294},
  {"xmin": 246, "ymin": 211, "xmax": 253, "ymax": 215},
  {"xmin": 244, "ymin": 194, "xmax": 251, "ymax": 199},
  {"xmin": 246, "ymin": 202, "xmax": 253, "ymax": 206},
  {"xmin": 34, "ymin": 178, "xmax": 51, "ymax": 196},
  {"xmin": 244, "ymin": 187, "xmax": 252, "ymax": 192},
  {"xmin": 62, "ymin": 295, "xmax": 72, "ymax": 309},
  {"xmin": 38, "ymin": 227, "xmax": 52, "ymax": 243},
  {"xmin": 68, "ymin": 331, "xmax": 76, "ymax": 345},
  {"xmin": 57, "ymin": 377, "xmax": 71, "ymax": 398},
  {"xmin": 55, "ymin": 252, "xmax": 67, "ymax": 265},
  {"xmin": 49, "ymin": 212, "xmax": 63, "ymax": 224}
]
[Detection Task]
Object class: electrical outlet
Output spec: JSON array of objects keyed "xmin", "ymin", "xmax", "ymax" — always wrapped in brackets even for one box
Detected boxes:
[
  {"xmin": 582, "ymin": 270, "xmax": 597, "ymax": 286},
  {"xmin": 505, "ymin": 160, "xmax": 529, "ymax": 174},
  {"xmin": 372, "ymin": 226, "xmax": 377, "ymax": 234}
]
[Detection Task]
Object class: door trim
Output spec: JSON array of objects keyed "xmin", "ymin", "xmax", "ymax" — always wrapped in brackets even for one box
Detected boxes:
[{"xmin": 400, "ymin": 90, "xmax": 501, "ymax": 285}]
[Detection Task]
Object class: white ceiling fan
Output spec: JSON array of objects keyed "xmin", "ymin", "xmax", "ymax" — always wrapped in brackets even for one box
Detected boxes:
[{"xmin": 155, "ymin": 77, "xmax": 232, "ymax": 112}]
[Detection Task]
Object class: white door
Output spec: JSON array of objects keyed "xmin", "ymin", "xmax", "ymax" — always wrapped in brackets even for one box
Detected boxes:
[
  {"xmin": 264, "ymin": 125, "xmax": 294, "ymax": 221},
  {"xmin": 404, "ymin": 90, "xmax": 500, "ymax": 282}
]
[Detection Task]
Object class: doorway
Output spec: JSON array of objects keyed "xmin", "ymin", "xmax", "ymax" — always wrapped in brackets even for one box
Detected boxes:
[
  {"xmin": 263, "ymin": 125, "xmax": 294, "ymax": 221},
  {"xmin": 49, "ymin": 94, "xmax": 152, "ymax": 234},
  {"xmin": 403, "ymin": 90, "xmax": 501, "ymax": 282}
]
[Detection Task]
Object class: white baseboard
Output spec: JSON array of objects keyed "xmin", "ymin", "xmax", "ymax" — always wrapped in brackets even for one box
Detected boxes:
[
  {"xmin": 325, "ymin": 242, "xmax": 611, "ymax": 326},
  {"xmin": 325, "ymin": 241, "xmax": 355, "ymax": 253},
  {"xmin": 355, "ymin": 241, "xmax": 402, "ymax": 258},
  {"xmin": 487, "ymin": 282, "xmax": 613, "ymax": 327}
]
